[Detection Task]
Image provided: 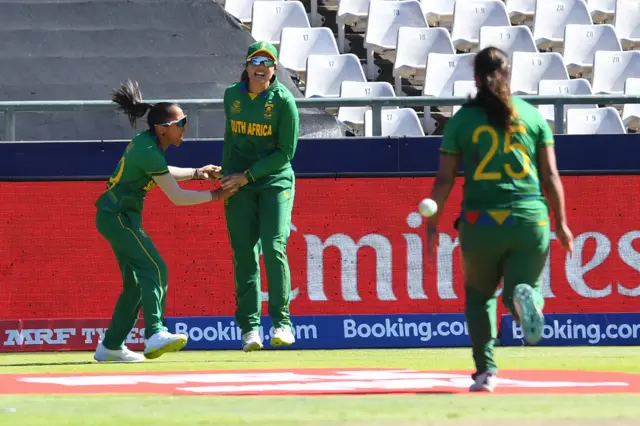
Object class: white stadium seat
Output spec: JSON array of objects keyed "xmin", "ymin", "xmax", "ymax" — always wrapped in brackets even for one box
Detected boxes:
[
  {"xmin": 336, "ymin": 0, "xmax": 374, "ymax": 53},
  {"xmin": 364, "ymin": 108, "xmax": 425, "ymax": 137},
  {"xmin": 505, "ymin": 0, "xmax": 536, "ymax": 24},
  {"xmin": 510, "ymin": 52, "xmax": 570, "ymax": 95},
  {"xmin": 532, "ymin": 0, "xmax": 593, "ymax": 50},
  {"xmin": 478, "ymin": 25, "xmax": 538, "ymax": 58},
  {"xmin": 337, "ymin": 81, "xmax": 397, "ymax": 132},
  {"xmin": 450, "ymin": 0, "xmax": 511, "ymax": 51},
  {"xmin": 304, "ymin": 53, "xmax": 367, "ymax": 98},
  {"xmin": 422, "ymin": 52, "xmax": 474, "ymax": 128},
  {"xmin": 364, "ymin": 0, "xmax": 428, "ymax": 80},
  {"xmin": 393, "ymin": 27, "xmax": 455, "ymax": 95},
  {"xmin": 225, "ymin": 0, "xmax": 279, "ymax": 24},
  {"xmin": 588, "ymin": 0, "xmax": 616, "ymax": 23},
  {"xmin": 566, "ymin": 106, "xmax": 627, "ymax": 134},
  {"xmin": 537, "ymin": 78, "xmax": 597, "ymax": 130},
  {"xmin": 452, "ymin": 80, "xmax": 477, "ymax": 115},
  {"xmin": 279, "ymin": 27, "xmax": 339, "ymax": 76},
  {"xmin": 421, "ymin": 0, "xmax": 456, "ymax": 27},
  {"xmin": 591, "ymin": 50, "xmax": 640, "ymax": 94},
  {"xmin": 251, "ymin": 1, "xmax": 310, "ymax": 47},
  {"xmin": 563, "ymin": 24, "xmax": 622, "ymax": 77},
  {"xmin": 422, "ymin": 52, "xmax": 475, "ymax": 97},
  {"xmin": 622, "ymin": 77, "xmax": 640, "ymax": 130},
  {"xmin": 614, "ymin": 0, "xmax": 640, "ymax": 50}
]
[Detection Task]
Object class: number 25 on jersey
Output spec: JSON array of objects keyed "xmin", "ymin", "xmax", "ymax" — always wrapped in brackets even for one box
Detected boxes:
[{"xmin": 472, "ymin": 125, "xmax": 531, "ymax": 181}]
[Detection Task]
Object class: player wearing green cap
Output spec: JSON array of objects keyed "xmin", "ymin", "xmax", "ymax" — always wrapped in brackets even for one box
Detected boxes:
[
  {"xmin": 424, "ymin": 47, "xmax": 574, "ymax": 392},
  {"xmin": 93, "ymin": 80, "xmax": 235, "ymax": 362},
  {"xmin": 219, "ymin": 41, "xmax": 300, "ymax": 352}
]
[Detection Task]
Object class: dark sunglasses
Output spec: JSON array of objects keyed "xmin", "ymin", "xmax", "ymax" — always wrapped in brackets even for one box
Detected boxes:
[
  {"xmin": 160, "ymin": 116, "xmax": 187, "ymax": 128},
  {"xmin": 248, "ymin": 56, "xmax": 275, "ymax": 67}
]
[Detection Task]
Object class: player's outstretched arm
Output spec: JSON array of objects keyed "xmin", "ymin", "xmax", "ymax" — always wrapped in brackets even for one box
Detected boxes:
[
  {"xmin": 152, "ymin": 173, "xmax": 235, "ymax": 206},
  {"xmin": 168, "ymin": 165, "xmax": 222, "ymax": 181},
  {"xmin": 168, "ymin": 166, "xmax": 198, "ymax": 181}
]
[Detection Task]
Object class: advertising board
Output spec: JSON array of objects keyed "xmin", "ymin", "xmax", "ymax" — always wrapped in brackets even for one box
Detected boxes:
[{"xmin": 2, "ymin": 176, "xmax": 639, "ymax": 351}]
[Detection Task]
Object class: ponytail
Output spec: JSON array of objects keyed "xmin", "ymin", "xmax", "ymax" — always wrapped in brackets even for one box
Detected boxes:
[
  {"xmin": 111, "ymin": 80, "xmax": 152, "ymax": 128},
  {"xmin": 470, "ymin": 47, "xmax": 514, "ymax": 130},
  {"xmin": 475, "ymin": 74, "xmax": 513, "ymax": 129},
  {"xmin": 111, "ymin": 80, "xmax": 177, "ymax": 133}
]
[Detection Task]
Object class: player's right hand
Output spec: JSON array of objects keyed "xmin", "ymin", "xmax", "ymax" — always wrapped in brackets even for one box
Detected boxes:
[
  {"xmin": 199, "ymin": 164, "xmax": 223, "ymax": 180},
  {"xmin": 217, "ymin": 187, "xmax": 237, "ymax": 200},
  {"xmin": 556, "ymin": 223, "xmax": 574, "ymax": 254}
]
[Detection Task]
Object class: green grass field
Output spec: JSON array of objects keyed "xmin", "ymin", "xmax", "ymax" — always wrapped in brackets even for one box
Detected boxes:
[{"xmin": 1, "ymin": 347, "xmax": 639, "ymax": 425}]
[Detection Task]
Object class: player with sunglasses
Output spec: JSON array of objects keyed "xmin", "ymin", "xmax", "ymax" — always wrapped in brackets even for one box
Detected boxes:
[
  {"xmin": 93, "ymin": 80, "xmax": 236, "ymax": 362},
  {"xmin": 219, "ymin": 41, "xmax": 300, "ymax": 352}
]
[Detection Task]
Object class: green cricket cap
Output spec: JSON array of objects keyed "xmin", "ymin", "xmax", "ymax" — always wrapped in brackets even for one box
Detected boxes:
[{"xmin": 246, "ymin": 41, "xmax": 278, "ymax": 62}]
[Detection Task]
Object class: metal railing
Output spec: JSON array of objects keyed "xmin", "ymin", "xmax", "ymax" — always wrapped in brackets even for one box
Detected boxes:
[{"xmin": 1, "ymin": 94, "xmax": 640, "ymax": 141}]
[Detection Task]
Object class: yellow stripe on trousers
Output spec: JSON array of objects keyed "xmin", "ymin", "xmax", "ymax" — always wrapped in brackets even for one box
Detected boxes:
[{"xmin": 117, "ymin": 216, "xmax": 165, "ymax": 303}]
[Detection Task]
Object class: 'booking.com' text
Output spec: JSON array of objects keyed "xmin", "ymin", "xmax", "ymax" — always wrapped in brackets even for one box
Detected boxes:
[
  {"xmin": 343, "ymin": 318, "xmax": 468, "ymax": 342},
  {"xmin": 511, "ymin": 320, "xmax": 640, "ymax": 344}
]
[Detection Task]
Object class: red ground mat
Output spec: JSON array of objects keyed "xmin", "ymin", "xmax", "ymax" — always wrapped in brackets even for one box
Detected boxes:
[{"xmin": 1, "ymin": 369, "xmax": 639, "ymax": 396}]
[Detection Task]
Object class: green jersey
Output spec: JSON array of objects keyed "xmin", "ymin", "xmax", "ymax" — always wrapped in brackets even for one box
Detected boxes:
[
  {"xmin": 440, "ymin": 97, "xmax": 555, "ymax": 226},
  {"xmin": 222, "ymin": 77, "xmax": 299, "ymax": 182},
  {"xmin": 95, "ymin": 130, "xmax": 169, "ymax": 214}
]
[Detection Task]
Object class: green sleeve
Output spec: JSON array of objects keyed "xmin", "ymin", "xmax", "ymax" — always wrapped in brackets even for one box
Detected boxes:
[
  {"xmin": 139, "ymin": 146, "xmax": 169, "ymax": 176},
  {"xmin": 439, "ymin": 113, "xmax": 461, "ymax": 156},
  {"xmin": 246, "ymin": 95, "xmax": 299, "ymax": 181},
  {"xmin": 538, "ymin": 112, "xmax": 555, "ymax": 147}
]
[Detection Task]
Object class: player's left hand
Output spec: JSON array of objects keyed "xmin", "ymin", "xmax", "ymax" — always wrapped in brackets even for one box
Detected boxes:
[
  {"xmin": 197, "ymin": 164, "xmax": 223, "ymax": 180},
  {"xmin": 221, "ymin": 173, "xmax": 249, "ymax": 191}
]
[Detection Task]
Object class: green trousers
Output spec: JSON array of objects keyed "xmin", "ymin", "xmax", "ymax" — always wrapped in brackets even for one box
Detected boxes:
[
  {"xmin": 458, "ymin": 222, "xmax": 549, "ymax": 378},
  {"xmin": 95, "ymin": 210, "xmax": 169, "ymax": 350},
  {"xmin": 224, "ymin": 171, "xmax": 295, "ymax": 335}
]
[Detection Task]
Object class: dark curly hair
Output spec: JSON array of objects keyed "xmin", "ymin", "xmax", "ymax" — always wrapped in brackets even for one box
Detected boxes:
[{"xmin": 111, "ymin": 79, "xmax": 177, "ymax": 133}]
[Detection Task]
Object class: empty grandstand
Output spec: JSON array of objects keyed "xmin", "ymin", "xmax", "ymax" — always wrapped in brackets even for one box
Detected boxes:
[
  {"xmin": 233, "ymin": 0, "xmax": 640, "ymax": 136},
  {"xmin": 0, "ymin": 0, "xmax": 342, "ymax": 141},
  {"xmin": 1, "ymin": 0, "xmax": 639, "ymax": 141}
]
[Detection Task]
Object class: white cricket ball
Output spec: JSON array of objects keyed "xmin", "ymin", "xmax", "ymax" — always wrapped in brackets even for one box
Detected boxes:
[{"xmin": 418, "ymin": 198, "xmax": 438, "ymax": 217}]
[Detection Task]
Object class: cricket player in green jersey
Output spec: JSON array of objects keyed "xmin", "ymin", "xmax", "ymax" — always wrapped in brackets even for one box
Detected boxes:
[
  {"xmin": 425, "ymin": 47, "xmax": 574, "ymax": 392},
  {"xmin": 93, "ymin": 80, "xmax": 235, "ymax": 362},
  {"xmin": 219, "ymin": 41, "xmax": 299, "ymax": 352}
]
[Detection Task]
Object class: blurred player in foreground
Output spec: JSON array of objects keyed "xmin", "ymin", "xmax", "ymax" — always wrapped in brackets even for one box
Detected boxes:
[
  {"xmin": 425, "ymin": 47, "xmax": 574, "ymax": 392},
  {"xmin": 219, "ymin": 41, "xmax": 300, "ymax": 352},
  {"xmin": 93, "ymin": 80, "xmax": 235, "ymax": 362}
]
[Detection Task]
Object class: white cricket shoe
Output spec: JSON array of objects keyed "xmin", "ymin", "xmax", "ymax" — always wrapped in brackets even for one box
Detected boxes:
[
  {"xmin": 144, "ymin": 331, "xmax": 188, "ymax": 359},
  {"xmin": 469, "ymin": 371, "xmax": 496, "ymax": 392},
  {"xmin": 241, "ymin": 330, "xmax": 263, "ymax": 352},
  {"xmin": 94, "ymin": 342, "xmax": 145, "ymax": 363},
  {"xmin": 271, "ymin": 327, "xmax": 295, "ymax": 347}
]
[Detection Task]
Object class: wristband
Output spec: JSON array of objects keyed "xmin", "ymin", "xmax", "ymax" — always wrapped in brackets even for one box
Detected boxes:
[{"xmin": 244, "ymin": 169, "xmax": 255, "ymax": 183}]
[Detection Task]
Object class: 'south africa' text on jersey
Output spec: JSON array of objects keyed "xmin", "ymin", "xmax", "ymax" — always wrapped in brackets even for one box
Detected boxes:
[{"xmin": 230, "ymin": 120, "xmax": 273, "ymax": 137}]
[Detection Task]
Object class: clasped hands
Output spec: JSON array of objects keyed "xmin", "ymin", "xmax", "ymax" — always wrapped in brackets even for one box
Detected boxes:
[{"xmin": 196, "ymin": 164, "xmax": 248, "ymax": 200}]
